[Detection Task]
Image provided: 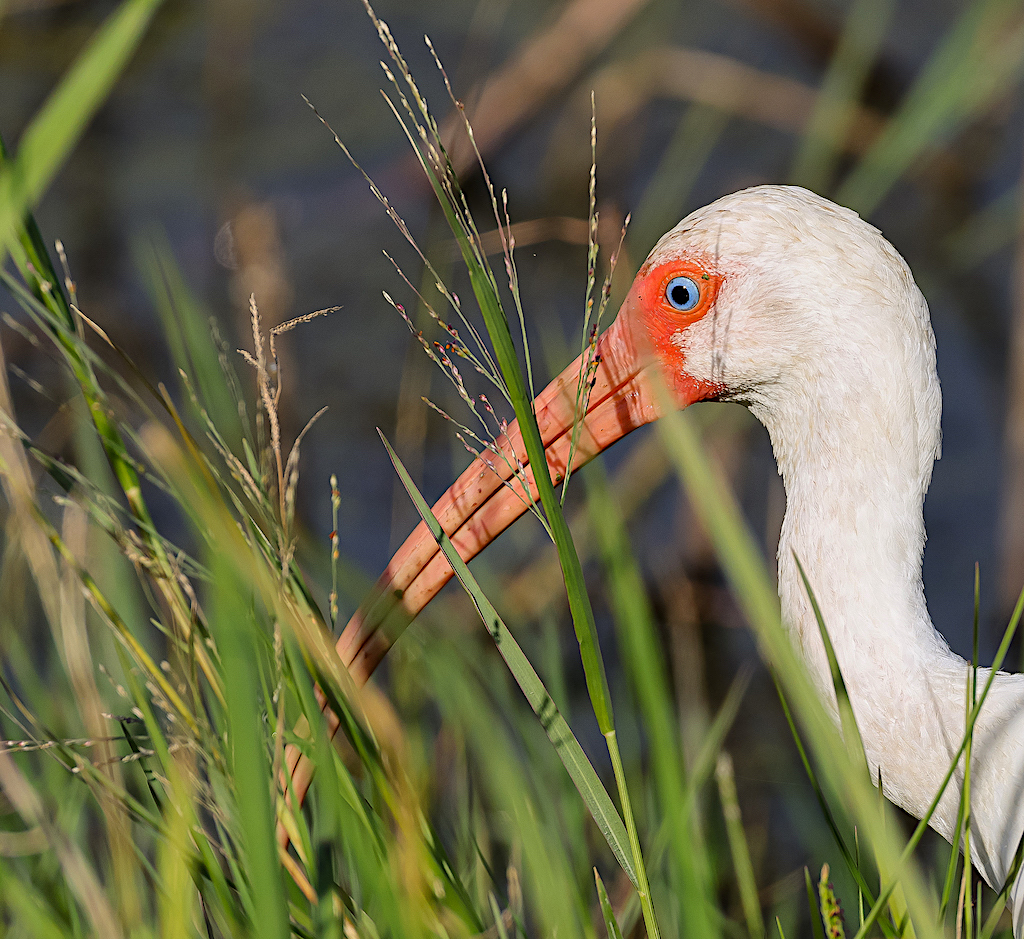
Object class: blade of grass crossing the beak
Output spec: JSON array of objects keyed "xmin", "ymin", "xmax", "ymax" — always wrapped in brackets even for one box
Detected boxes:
[
  {"xmin": 366, "ymin": 18, "xmax": 662, "ymax": 934},
  {"xmin": 367, "ymin": 12, "xmax": 616, "ymax": 736},
  {"xmin": 440, "ymin": 163, "xmax": 618, "ymax": 736},
  {"xmin": 379, "ymin": 430, "xmax": 639, "ymax": 891}
]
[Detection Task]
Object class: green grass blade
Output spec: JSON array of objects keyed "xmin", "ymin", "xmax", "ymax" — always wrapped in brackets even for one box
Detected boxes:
[
  {"xmin": 630, "ymin": 103, "xmax": 729, "ymax": 254},
  {"xmin": 584, "ymin": 460, "xmax": 720, "ymax": 936},
  {"xmin": 789, "ymin": 0, "xmax": 895, "ymax": 192},
  {"xmin": 362, "ymin": 2, "xmax": 616, "ymax": 739},
  {"xmin": 136, "ymin": 232, "xmax": 245, "ymax": 449},
  {"xmin": 837, "ymin": 0, "xmax": 1024, "ymax": 216},
  {"xmin": 773, "ymin": 674, "xmax": 896, "ymax": 935},
  {"xmin": 379, "ymin": 430, "xmax": 638, "ymax": 890},
  {"xmin": 206, "ymin": 549, "xmax": 290, "ymax": 939},
  {"xmin": 596, "ymin": 868, "xmax": 626, "ymax": 939},
  {"xmin": 0, "ymin": 0, "xmax": 164, "ymax": 264},
  {"xmin": 654, "ymin": 397, "xmax": 941, "ymax": 939},
  {"xmin": 717, "ymin": 751, "xmax": 765, "ymax": 939},
  {"xmin": 794, "ymin": 554, "xmax": 869, "ymax": 776},
  {"xmin": 359, "ymin": 17, "xmax": 664, "ymax": 929}
]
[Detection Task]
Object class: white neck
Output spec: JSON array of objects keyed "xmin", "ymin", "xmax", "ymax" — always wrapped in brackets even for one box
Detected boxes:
[
  {"xmin": 760, "ymin": 383, "xmax": 1024, "ymax": 902},
  {"xmin": 659, "ymin": 183, "xmax": 1024, "ymax": 923}
]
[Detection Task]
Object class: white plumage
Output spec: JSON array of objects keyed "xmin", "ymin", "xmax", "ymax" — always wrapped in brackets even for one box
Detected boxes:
[
  {"xmin": 666, "ymin": 186, "xmax": 1024, "ymax": 931},
  {"xmin": 287, "ymin": 186, "xmax": 1024, "ymax": 934}
]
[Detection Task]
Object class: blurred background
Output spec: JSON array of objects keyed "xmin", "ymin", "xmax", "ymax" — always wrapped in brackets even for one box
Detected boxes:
[{"xmin": 4, "ymin": 0, "xmax": 1024, "ymax": 927}]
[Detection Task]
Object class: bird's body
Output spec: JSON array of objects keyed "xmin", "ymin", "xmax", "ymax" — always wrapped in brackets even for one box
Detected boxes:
[{"xmin": 284, "ymin": 185, "xmax": 1024, "ymax": 933}]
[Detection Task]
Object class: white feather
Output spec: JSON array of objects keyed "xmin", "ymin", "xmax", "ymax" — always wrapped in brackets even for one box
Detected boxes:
[{"xmin": 655, "ymin": 185, "xmax": 1024, "ymax": 932}]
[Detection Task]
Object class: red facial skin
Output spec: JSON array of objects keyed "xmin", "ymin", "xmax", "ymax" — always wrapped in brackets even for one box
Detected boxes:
[
  {"xmin": 279, "ymin": 253, "xmax": 724, "ymax": 854},
  {"xmin": 631, "ymin": 255, "xmax": 723, "ymax": 404}
]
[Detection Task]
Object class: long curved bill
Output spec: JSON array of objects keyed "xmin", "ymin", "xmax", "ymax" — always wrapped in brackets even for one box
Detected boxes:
[
  {"xmin": 338, "ymin": 299, "xmax": 665, "ymax": 685},
  {"xmin": 281, "ymin": 288, "xmax": 705, "ymax": 842}
]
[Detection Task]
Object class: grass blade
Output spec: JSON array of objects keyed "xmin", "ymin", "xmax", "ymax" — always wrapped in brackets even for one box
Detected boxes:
[
  {"xmin": 584, "ymin": 456, "xmax": 719, "ymax": 935},
  {"xmin": 206, "ymin": 548, "xmax": 290, "ymax": 939},
  {"xmin": 717, "ymin": 751, "xmax": 765, "ymax": 939},
  {"xmin": 654, "ymin": 394, "xmax": 941, "ymax": 939},
  {"xmin": 379, "ymin": 430, "xmax": 638, "ymax": 890},
  {"xmin": 836, "ymin": 0, "xmax": 1024, "ymax": 216},
  {"xmin": 358, "ymin": 13, "xmax": 662, "ymax": 932},
  {"xmin": 788, "ymin": 0, "xmax": 895, "ymax": 192},
  {"xmin": 0, "ymin": 0, "xmax": 164, "ymax": 264},
  {"xmin": 793, "ymin": 554, "xmax": 868, "ymax": 776},
  {"xmin": 596, "ymin": 869, "xmax": 625, "ymax": 939}
]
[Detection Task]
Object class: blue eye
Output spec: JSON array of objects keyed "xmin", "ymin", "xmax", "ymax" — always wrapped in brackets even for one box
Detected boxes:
[{"xmin": 665, "ymin": 276, "xmax": 700, "ymax": 312}]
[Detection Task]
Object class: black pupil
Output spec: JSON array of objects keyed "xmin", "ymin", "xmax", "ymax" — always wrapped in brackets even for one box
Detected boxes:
[{"xmin": 670, "ymin": 282, "xmax": 692, "ymax": 308}]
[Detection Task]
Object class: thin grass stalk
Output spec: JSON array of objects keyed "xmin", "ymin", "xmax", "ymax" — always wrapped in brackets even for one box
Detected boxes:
[
  {"xmin": 857, "ymin": 827, "xmax": 865, "ymax": 929},
  {"xmin": 583, "ymin": 459, "xmax": 719, "ymax": 936},
  {"xmin": 716, "ymin": 751, "xmax": 765, "ymax": 939},
  {"xmin": 940, "ymin": 797, "xmax": 968, "ymax": 922},
  {"xmin": 379, "ymin": 432, "xmax": 639, "ymax": 890},
  {"xmin": 961, "ymin": 567, "xmax": 982, "ymax": 939},
  {"xmin": 562, "ymin": 104, "xmax": 625, "ymax": 503},
  {"xmin": 940, "ymin": 576, "xmax": 978, "ymax": 923},
  {"xmin": 355, "ymin": 6, "xmax": 662, "ymax": 931}
]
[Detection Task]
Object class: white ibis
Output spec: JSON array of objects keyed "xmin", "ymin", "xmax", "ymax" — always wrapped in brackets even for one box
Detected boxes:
[{"xmin": 284, "ymin": 185, "xmax": 1024, "ymax": 932}]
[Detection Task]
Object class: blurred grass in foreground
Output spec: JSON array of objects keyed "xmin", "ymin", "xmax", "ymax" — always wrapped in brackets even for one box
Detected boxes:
[{"xmin": 1, "ymin": 0, "xmax": 1024, "ymax": 936}]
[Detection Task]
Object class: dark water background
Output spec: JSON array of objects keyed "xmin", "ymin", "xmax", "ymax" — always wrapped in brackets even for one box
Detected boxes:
[
  {"xmin": 11, "ymin": 0, "xmax": 1015, "ymax": 643},
  {"xmin": 3, "ymin": 0, "xmax": 1024, "ymax": 904}
]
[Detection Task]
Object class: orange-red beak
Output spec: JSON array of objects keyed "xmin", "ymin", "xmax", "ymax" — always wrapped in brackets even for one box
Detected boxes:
[
  {"xmin": 280, "ymin": 262, "xmax": 721, "ymax": 843},
  {"xmin": 338, "ymin": 269, "xmax": 720, "ymax": 684}
]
